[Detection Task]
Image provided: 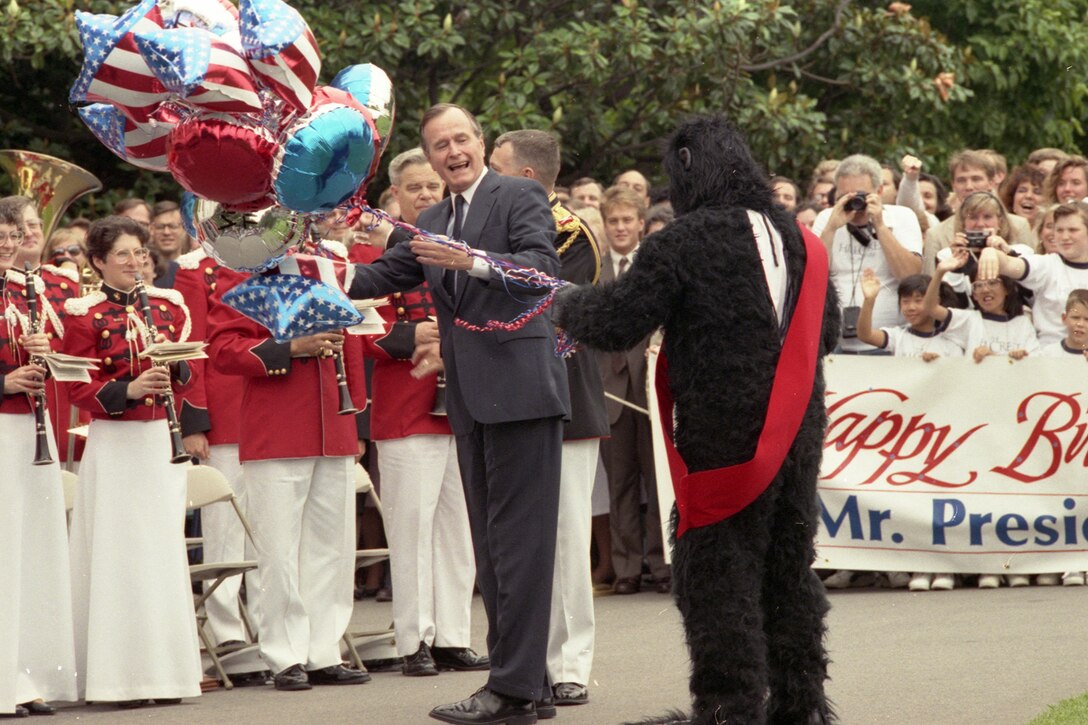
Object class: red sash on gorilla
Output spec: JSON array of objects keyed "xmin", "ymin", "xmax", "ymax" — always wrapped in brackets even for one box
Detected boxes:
[{"xmin": 655, "ymin": 223, "xmax": 829, "ymax": 537}]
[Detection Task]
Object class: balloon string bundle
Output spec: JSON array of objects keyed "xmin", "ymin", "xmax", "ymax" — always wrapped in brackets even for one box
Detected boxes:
[{"xmin": 353, "ymin": 204, "xmax": 578, "ymax": 358}]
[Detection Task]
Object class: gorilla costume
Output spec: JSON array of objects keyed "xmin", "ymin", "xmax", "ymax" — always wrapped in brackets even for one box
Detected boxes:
[{"xmin": 555, "ymin": 115, "xmax": 841, "ymax": 725}]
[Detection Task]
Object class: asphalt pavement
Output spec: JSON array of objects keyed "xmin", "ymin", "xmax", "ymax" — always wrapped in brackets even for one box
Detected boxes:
[{"xmin": 48, "ymin": 584, "xmax": 1088, "ymax": 724}]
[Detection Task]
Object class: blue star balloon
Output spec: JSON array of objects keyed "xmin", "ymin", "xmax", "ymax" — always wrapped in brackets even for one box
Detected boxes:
[
  {"xmin": 223, "ymin": 274, "xmax": 363, "ymax": 342},
  {"xmin": 238, "ymin": 0, "xmax": 305, "ymax": 57},
  {"xmin": 78, "ymin": 104, "xmax": 127, "ymax": 159}
]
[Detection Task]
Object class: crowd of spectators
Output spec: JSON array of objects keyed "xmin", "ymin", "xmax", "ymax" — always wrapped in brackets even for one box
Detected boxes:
[{"xmin": 25, "ymin": 143, "xmax": 1088, "ymax": 707}]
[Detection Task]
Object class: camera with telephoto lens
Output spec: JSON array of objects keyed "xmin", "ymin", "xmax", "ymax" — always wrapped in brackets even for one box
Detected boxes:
[
  {"xmin": 843, "ymin": 191, "xmax": 868, "ymax": 213},
  {"xmin": 964, "ymin": 230, "xmax": 991, "ymax": 249}
]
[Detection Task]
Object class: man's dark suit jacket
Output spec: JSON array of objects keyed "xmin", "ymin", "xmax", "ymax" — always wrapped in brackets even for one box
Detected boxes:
[
  {"xmin": 348, "ymin": 170, "xmax": 570, "ymax": 434},
  {"xmin": 550, "ymin": 195, "xmax": 608, "ymax": 441}
]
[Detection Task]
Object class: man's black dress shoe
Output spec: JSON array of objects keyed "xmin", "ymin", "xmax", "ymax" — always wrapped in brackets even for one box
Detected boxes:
[
  {"xmin": 403, "ymin": 642, "xmax": 439, "ymax": 677},
  {"xmin": 613, "ymin": 576, "xmax": 641, "ymax": 595},
  {"xmin": 429, "ymin": 687, "xmax": 537, "ymax": 725},
  {"xmin": 535, "ymin": 693, "xmax": 556, "ymax": 719},
  {"xmin": 1, "ymin": 705, "xmax": 28, "ymax": 718},
  {"xmin": 307, "ymin": 663, "xmax": 371, "ymax": 685},
  {"xmin": 553, "ymin": 681, "xmax": 589, "ymax": 705},
  {"xmin": 431, "ymin": 646, "xmax": 490, "ymax": 671},
  {"xmin": 273, "ymin": 664, "xmax": 312, "ymax": 691},
  {"xmin": 19, "ymin": 701, "xmax": 54, "ymax": 716}
]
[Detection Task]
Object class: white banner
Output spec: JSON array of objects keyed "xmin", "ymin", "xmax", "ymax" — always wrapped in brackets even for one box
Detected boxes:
[
  {"xmin": 817, "ymin": 355, "xmax": 1088, "ymax": 574},
  {"xmin": 648, "ymin": 353, "xmax": 1088, "ymax": 574}
]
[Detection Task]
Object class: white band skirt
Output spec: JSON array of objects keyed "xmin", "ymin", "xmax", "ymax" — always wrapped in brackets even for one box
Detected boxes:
[
  {"xmin": 0, "ymin": 412, "xmax": 77, "ymax": 713},
  {"xmin": 68, "ymin": 418, "xmax": 202, "ymax": 701}
]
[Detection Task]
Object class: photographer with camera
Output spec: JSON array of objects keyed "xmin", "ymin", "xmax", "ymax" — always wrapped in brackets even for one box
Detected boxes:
[
  {"xmin": 812, "ymin": 153, "xmax": 923, "ymax": 354},
  {"xmin": 922, "ymin": 150, "xmax": 1036, "ymax": 274}
]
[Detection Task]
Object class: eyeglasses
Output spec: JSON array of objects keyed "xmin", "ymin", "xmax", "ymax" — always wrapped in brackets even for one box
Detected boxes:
[
  {"xmin": 0, "ymin": 231, "xmax": 25, "ymax": 243},
  {"xmin": 108, "ymin": 248, "xmax": 151, "ymax": 263},
  {"xmin": 151, "ymin": 222, "xmax": 182, "ymax": 232},
  {"xmin": 971, "ymin": 279, "xmax": 1002, "ymax": 291},
  {"xmin": 52, "ymin": 245, "xmax": 85, "ymax": 256}
]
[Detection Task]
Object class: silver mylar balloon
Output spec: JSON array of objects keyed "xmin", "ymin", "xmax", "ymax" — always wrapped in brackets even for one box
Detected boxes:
[{"xmin": 190, "ymin": 197, "xmax": 307, "ymax": 272}]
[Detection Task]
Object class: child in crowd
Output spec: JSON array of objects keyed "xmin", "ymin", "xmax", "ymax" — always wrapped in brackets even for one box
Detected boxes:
[
  {"xmin": 928, "ymin": 248, "xmax": 1039, "ymax": 364},
  {"xmin": 856, "ymin": 269, "xmax": 973, "ymax": 592},
  {"xmin": 980, "ymin": 201, "xmax": 1088, "ymax": 345},
  {"xmin": 1034, "ymin": 289, "xmax": 1088, "ymax": 586},
  {"xmin": 925, "ymin": 250, "xmax": 1040, "ymax": 588},
  {"xmin": 855, "ymin": 270, "xmax": 973, "ymax": 360}
]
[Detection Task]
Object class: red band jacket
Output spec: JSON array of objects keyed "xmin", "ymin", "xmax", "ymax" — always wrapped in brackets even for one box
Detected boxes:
[{"xmin": 62, "ymin": 284, "xmax": 194, "ymax": 421}]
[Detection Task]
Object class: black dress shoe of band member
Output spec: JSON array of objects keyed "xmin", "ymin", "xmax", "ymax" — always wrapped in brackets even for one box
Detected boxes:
[
  {"xmin": 535, "ymin": 693, "xmax": 556, "ymax": 720},
  {"xmin": 429, "ymin": 687, "xmax": 537, "ymax": 725},
  {"xmin": 403, "ymin": 642, "xmax": 439, "ymax": 677},
  {"xmin": 307, "ymin": 663, "xmax": 371, "ymax": 685},
  {"xmin": 19, "ymin": 701, "xmax": 55, "ymax": 716},
  {"xmin": 152, "ymin": 699, "xmax": 182, "ymax": 705},
  {"xmin": 115, "ymin": 700, "xmax": 150, "ymax": 709},
  {"xmin": 553, "ymin": 682, "xmax": 589, "ymax": 706},
  {"xmin": 273, "ymin": 664, "xmax": 312, "ymax": 691},
  {"xmin": 430, "ymin": 646, "xmax": 490, "ymax": 671},
  {"xmin": 1, "ymin": 705, "xmax": 29, "ymax": 718},
  {"xmin": 613, "ymin": 576, "xmax": 641, "ymax": 595}
]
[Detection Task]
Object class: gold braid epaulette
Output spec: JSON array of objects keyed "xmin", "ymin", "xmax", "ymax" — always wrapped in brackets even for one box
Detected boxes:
[{"xmin": 552, "ymin": 204, "xmax": 583, "ymax": 257}]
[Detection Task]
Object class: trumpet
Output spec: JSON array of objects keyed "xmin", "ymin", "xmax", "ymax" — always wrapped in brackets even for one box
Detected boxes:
[
  {"xmin": 134, "ymin": 274, "xmax": 191, "ymax": 464},
  {"xmin": 22, "ymin": 264, "xmax": 54, "ymax": 466}
]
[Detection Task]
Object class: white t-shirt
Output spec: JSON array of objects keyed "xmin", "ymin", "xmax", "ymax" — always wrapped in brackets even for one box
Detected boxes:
[
  {"xmin": 1036, "ymin": 340, "xmax": 1088, "ymax": 358},
  {"xmin": 880, "ymin": 308, "xmax": 973, "ymax": 358},
  {"xmin": 971, "ymin": 312, "xmax": 1040, "ymax": 356},
  {"xmin": 813, "ymin": 204, "xmax": 924, "ymax": 351},
  {"xmin": 1019, "ymin": 254, "xmax": 1088, "ymax": 345}
]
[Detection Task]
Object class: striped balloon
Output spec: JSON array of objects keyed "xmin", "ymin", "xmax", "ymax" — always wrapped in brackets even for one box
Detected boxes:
[
  {"xmin": 78, "ymin": 102, "xmax": 174, "ymax": 172},
  {"xmin": 238, "ymin": 0, "xmax": 321, "ymax": 114},
  {"xmin": 135, "ymin": 26, "xmax": 263, "ymax": 113}
]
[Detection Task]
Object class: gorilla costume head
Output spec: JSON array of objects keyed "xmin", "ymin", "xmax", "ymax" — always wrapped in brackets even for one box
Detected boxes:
[{"xmin": 664, "ymin": 115, "xmax": 775, "ymax": 216}]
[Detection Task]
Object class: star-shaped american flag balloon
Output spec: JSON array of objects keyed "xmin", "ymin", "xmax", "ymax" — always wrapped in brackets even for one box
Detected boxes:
[
  {"xmin": 223, "ymin": 274, "xmax": 363, "ymax": 342},
  {"xmin": 238, "ymin": 0, "xmax": 321, "ymax": 113},
  {"xmin": 70, "ymin": 0, "xmax": 168, "ymax": 124},
  {"xmin": 78, "ymin": 102, "xmax": 172, "ymax": 171},
  {"xmin": 135, "ymin": 26, "xmax": 263, "ymax": 113}
]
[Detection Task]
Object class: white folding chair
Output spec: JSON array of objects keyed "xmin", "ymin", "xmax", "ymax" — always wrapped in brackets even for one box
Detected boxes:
[
  {"xmin": 341, "ymin": 464, "xmax": 397, "ymax": 669},
  {"xmin": 186, "ymin": 465, "xmax": 261, "ymax": 689}
]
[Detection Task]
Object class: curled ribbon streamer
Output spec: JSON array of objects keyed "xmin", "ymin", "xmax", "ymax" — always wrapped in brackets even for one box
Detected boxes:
[{"xmin": 352, "ymin": 204, "xmax": 578, "ymax": 357}]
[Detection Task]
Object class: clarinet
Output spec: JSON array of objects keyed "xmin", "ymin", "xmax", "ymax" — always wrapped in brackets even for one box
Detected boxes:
[
  {"xmin": 22, "ymin": 264, "xmax": 54, "ymax": 466},
  {"xmin": 134, "ymin": 274, "xmax": 192, "ymax": 464},
  {"xmin": 333, "ymin": 347, "xmax": 358, "ymax": 415}
]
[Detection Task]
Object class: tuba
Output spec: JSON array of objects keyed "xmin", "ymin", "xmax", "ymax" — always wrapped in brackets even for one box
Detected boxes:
[{"xmin": 0, "ymin": 150, "xmax": 103, "ymax": 242}]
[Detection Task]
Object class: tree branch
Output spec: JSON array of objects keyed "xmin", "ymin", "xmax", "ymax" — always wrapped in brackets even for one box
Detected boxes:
[
  {"xmin": 740, "ymin": 0, "xmax": 851, "ymax": 73},
  {"xmin": 798, "ymin": 68, "xmax": 851, "ymax": 87}
]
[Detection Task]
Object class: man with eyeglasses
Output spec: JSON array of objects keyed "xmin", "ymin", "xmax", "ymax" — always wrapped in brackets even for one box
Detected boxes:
[
  {"xmin": 149, "ymin": 200, "xmax": 191, "ymax": 288},
  {"xmin": 2, "ymin": 195, "xmax": 84, "ymax": 465}
]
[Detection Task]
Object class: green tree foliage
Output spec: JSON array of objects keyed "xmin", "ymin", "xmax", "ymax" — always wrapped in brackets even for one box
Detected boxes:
[
  {"xmin": 0, "ymin": 0, "xmax": 1080, "ymax": 213},
  {"xmin": 910, "ymin": 0, "xmax": 1088, "ymax": 166}
]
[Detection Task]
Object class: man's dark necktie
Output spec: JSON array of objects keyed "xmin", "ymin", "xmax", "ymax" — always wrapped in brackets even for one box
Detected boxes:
[
  {"xmin": 611, "ymin": 256, "xmax": 630, "ymax": 373},
  {"xmin": 445, "ymin": 194, "xmax": 465, "ymax": 294}
]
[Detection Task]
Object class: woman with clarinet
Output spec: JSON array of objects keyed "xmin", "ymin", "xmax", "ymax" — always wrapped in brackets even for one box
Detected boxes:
[{"xmin": 62, "ymin": 215, "xmax": 202, "ymax": 709}]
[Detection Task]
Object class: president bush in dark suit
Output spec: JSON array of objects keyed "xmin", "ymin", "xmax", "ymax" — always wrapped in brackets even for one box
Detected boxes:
[{"xmin": 348, "ymin": 103, "xmax": 569, "ymax": 725}]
